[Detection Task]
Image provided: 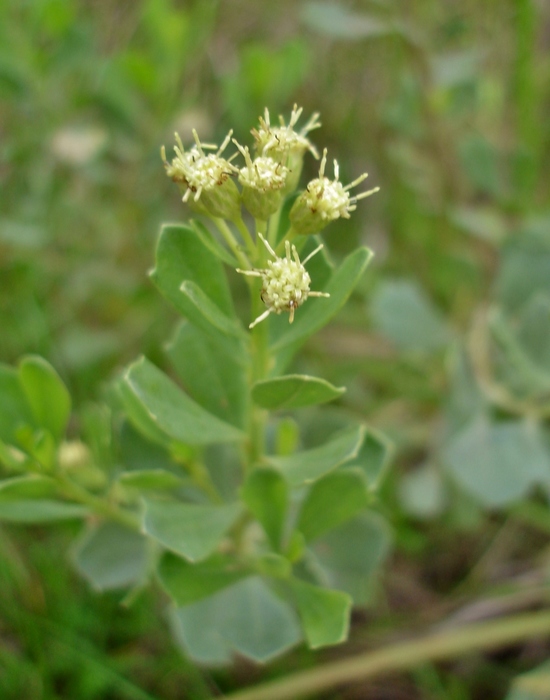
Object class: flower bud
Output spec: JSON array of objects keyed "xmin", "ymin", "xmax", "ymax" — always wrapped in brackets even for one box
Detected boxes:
[
  {"xmin": 161, "ymin": 130, "xmax": 241, "ymax": 221},
  {"xmin": 289, "ymin": 149, "xmax": 379, "ymax": 236},
  {"xmin": 251, "ymin": 105, "xmax": 321, "ymax": 194},
  {"xmin": 235, "ymin": 142, "xmax": 289, "ymax": 220},
  {"xmin": 237, "ymin": 234, "xmax": 329, "ymax": 328}
]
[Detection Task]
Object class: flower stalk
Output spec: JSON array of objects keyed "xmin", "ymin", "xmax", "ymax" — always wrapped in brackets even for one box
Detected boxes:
[{"xmin": 162, "ymin": 106, "xmax": 378, "ymax": 475}]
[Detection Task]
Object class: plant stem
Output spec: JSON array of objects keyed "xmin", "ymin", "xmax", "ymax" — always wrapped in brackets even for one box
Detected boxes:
[
  {"xmin": 212, "ymin": 218, "xmax": 251, "ymax": 270},
  {"xmin": 234, "ymin": 216, "xmax": 257, "ymax": 257},
  {"xmin": 56, "ymin": 473, "xmax": 139, "ymax": 530},
  {"xmin": 267, "ymin": 208, "xmax": 282, "ymax": 247},
  {"xmin": 226, "ymin": 610, "xmax": 550, "ymax": 700},
  {"xmin": 247, "ymin": 235, "xmax": 270, "ymax": 465}
]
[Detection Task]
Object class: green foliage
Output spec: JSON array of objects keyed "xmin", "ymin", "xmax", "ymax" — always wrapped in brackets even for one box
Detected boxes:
[
  {"xmin": 142, "ymin": 500, "xmax": 242, "ymax": 562},
  {"xmin": 120, "ymin": 356, "xmax": 245, "ymax": 446},
  {"xmin": 73, "ymin": 522, "xmax": 149, "ymax": 591},
  {"xmin": 252, "ymin": 374, "xmax": 345, "ymax": 410},
  {"xmin": 2, "ymin": 0, "xmax": 550, "ymax": 696},
  {"xmin": 171, "ymin": 576, "xmax": 302, "ymax": 665}
]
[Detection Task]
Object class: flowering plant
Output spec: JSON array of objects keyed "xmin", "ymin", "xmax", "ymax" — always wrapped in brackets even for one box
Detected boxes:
[{"xmin": 0, "ymin": 107, "xmax": 390, "ymax": 665}]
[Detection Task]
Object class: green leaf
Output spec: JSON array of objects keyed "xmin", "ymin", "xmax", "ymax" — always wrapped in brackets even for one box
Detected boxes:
[
  {"xmin": 371, "ymin": 279, "xmax": 451, "ymax": 353},
  {"xmin": 167, "ymin": 322, "xmax": 248, "ymax": 428},
  {"xmin": 398, "ymin": 463, "xmax": 447, "ymax": 519},
  {"xmin": 489, "ymin": 309, "xmax": 550, "ymax": 396},
  {"xmin": 121, "ymin": 357, "xmax": 245, "ymax": 446},
  {"xmin": 18, "ymin": 356, "xmax": 71, "ymax": 442},
  {"xmin": 443, "ymin": 415, "xmax": 549, "ymax": 507},
  {"xmin": 458, "ymin": 134, "xmax": 501, "ymax": 195},
  {"xmin": 171, "ymin": 576, "xmax": 301, "ymax": 665},
  {"xmin": 150, "ymin": 223, "xmax": 235, "ymax": 317},
  {"xmin": 117, "ymin": 377, "xmax": 172, "ymax": 448},
  {"xmin": 312, "ymin": 513, "xmax": 392, "ymax": 605},
  {"xmin": 268, "ymin": 425, "xmax": 365, "ymax": 486},
  {"xmin": 143, "ymin": 499, "xmax": 241, "ymax": 562},
  {"xmin": 117, "ymin": 469, "xmax": 184, "ymax": 491},
  {"xmin": 0, "ymin": 475, "xmax": 56, "ymax": 500},
  {"xmin": 345, "ymin": 426, "xmax": 393, "ymax": 488},
  {"xmin": 252, "ymin": 374, "xmax": 345, "ymax": 410},
  {"xmin": 241, "ymin": 468, "xmax": 288, "ymax": 550},
  {"xmin": 190, "ymin": 219, "xmax": 238, "ymax": 267},
  {"xmin": 271, "ymin": 247, "xmax": 373, "ymax": 353},
  {"xmin": 0, "ymin": 500, "xmax": 88, "ymax": 523},
  {"xmin": 150, "ymin": 223, "xmax": 245, "ymax": 359},
  {"xmin": 297, "ymin": 468, "xmax": 370, "ymax": 542},
  {"xmin": 496, "ymin": 230, "xmax": 550, "ymax": 312},
  {"xmin": 516, "ymin": 293, "xmax": 550, "ymax": 373},
  {"xmin": 72, "ymin": 522, "xmax": 148, "ymax": 590},
  {"xmin": 0, "ymin": 364, "xmax": 34, "ymax": 443},
  {"xmin": 450, "ymin": 205, "xmax": 507, "ymax": 245},
  {"xmin": 158, "ymin": 552, "xmax": 246, "ymax": 605},
  {"xmin": 289, "ymin": 579, "xmax": 351, "ymax": 648},
  {"xmin": 180, "ymin": 281, "xmax": 247, "ymax": 340}
]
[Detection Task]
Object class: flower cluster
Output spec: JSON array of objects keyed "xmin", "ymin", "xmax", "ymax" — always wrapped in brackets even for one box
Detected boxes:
[{"xmin": 161, "ymin": 105, "xmax": 378, "ymax": 327}]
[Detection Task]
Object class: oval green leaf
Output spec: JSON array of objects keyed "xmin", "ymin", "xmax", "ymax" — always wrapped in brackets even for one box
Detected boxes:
[
  {"xmin": 143, "ymin": 499, "xmax": 242, "ymax": 562},
  {"xmin": 121, "ymin": 357, "xmax": 245, "ymax": 446},
  {"xmin": 167, "ymin": 321, "xmax": 248, "ymax": 428},
  {"xmin": 289, "ymin": 578, "xmax": 352, "ymax": 649},
  {"xmin": 0, "ymin": 500, "xmax": 88, "ymax": 523},
  {"xmin": 267, "ymin": 425, "xmax": 365, "ymax": 486},
  {"xmin": 241, "ymin": 468, "xmax": 288, "ymax": 550},
  {"xmin": 72, "ymin": 521, "xmax": 148, "ymax": 591},
  {"xmin": 171, "ymin": 576, "xmax": 301, "ymax": 665},
  {"xmin": 158, "ymin": 552, "xmax": 246, "ymax": 606},
  {"xmin": 297, "ymin": 468, "xmax": 370, "ymax": 542},
  {"xmin": 18, "ymin": 356, "xmax": 71, "ymax": 442},
  {"xmin": 252, "ymin": 374, "xmax": 345, "ymax": 410},
  {"xmin": 0, "ymin": 475, "xmax": 57, "ymax": 501},
  {"xmin": 180, "ymin": 280, "xmax": 247, "ymax": 340}
]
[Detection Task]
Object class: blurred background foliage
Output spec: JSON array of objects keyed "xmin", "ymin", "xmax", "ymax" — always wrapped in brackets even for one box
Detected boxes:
[{"xmin": 2, "ymin": 0, "xmax": 550, "ymax": 698}]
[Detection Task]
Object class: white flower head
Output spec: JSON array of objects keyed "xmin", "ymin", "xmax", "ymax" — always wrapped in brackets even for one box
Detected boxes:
[
  {"xmin": 237, "ymin": 234, "xmax": 329, "ymax": 328},
  {"xmin": 289, "ymin": 148, "xmax": 380, "ymax": 235},
  {"xmin": 235, "ymin": 141, "xmax": 289, "ymax": 193},
  {"xmin": 162, "ymin": 130, "xmax": 237, "ymax": 201},
  {"xmin": 161, "ymin": 130, "xmax": 241, "ymax": 220},
  {"xmin": 252, "ymin": 104, "xmax": 321, "ymax": 161}
]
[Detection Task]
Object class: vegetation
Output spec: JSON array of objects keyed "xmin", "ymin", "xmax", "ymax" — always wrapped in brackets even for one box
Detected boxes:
[{"xmin": 1, "ymin": 1, "xmax": 550, "ymax": 698}]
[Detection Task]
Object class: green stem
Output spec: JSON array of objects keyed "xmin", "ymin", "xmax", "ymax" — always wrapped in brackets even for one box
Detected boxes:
[
  {"xmin": 234, "ymin": 217, "xmax": 257, "ymax": 257},
  {"xmin": 227, "ymin": 610, "xmax": 550, "ymax": 700},
  {"xmin": 212, "ymin": 218, "xmax": 251, "ymax": 270},
  {"xmin": 186, "ymin": 457, "xmax": 223, "ymax": 504},
  {"xmin": 56, "ymin": 473, "xmax": 139, "ymax": 530},
  {"xmin": 267, "ymin": 208, "xmax": 282, "ymax": 248},
  {"xmin": 247, "ymin": 237, "xmax": 270, "ymax": 466}
]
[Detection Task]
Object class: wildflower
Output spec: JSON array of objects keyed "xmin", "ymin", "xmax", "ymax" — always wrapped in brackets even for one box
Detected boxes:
[
  {"xmin": 252, "ymin": 105, "xmax": 321, "ymax": 193},
  {"xmin": 234, "ymin": 142, "xmax": 289, "ymax": 220},
  {"xmin": 161, "ymin": 130, "xmax": 241, "ymax": 221},
  {"xmin": 237, "ymin": 234, "xmax": 329, "ymax": 328},
  {"xmin": 289, "ymin": 149, "xmax": 379, "ymax": 236}
]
